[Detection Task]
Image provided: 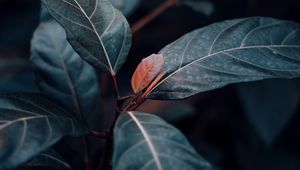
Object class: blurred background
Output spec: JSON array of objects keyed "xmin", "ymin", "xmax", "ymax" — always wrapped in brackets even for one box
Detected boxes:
[{"xmin": 1, "ymin": 0, "xmax": 300, "ymax": 170}]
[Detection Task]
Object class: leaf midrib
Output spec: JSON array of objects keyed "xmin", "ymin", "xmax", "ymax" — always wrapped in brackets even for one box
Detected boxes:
[
  {"xmin": 47, "ymin": 27, "xmax": 83, "ymax": 123},
  {"xmin": 127, "ymin": 112, "xmax": 163, "ymax": 170},
  {"xmin": 151, "ymin": 44, "xmax": 300, "ymax": 93},
  {"xmin": 72, "ymin": 0, "xmax": 115, "ymax": 75}
]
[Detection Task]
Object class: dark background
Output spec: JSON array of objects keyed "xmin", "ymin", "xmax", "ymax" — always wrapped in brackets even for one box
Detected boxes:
[{"xmin": 1, "ymin": 0, "xmax": 300, "ymax": 170}]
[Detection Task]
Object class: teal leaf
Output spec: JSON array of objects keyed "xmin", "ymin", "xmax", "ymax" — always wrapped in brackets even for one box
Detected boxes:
[
  {"xmin": 41, "ymin": 0, "xmax": 132, "ymax": 75},
  {"xmin": 31, "ymin": 17, "xmax": 101, "ymax": 129},
  {"xmin": 113, "ymin": 111, "xmax": 214, "ymax": 170},
  {"xmin": 148, "ymin": 17, "xmax": 300, "ymax": 99},
  {"xmin": 0, "ymin": 93, "xmax": 87, "ymax": 169}
]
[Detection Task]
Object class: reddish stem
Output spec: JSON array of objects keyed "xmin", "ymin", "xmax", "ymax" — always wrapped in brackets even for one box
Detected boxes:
[
  {"xmin": 112, "ymin": 75, "xmax": 120, "ymax": 99},
  {"xmin": 131, "ymin": 0, "xmax": 180, "ymax": 33},
  {"xmin": 82, "ymin": 137, "xmax": 92, "ymax": 170},
  {"xmin": 90, "ymin": 130, "xmax": 111, "ymax": 139},
  {"xmin": 127, "ymin": 97, "xmax": 146, "ymax": 111},
  {"xmin": 97, "ymin": 108, "xmax": 120, "ymax": 170}
]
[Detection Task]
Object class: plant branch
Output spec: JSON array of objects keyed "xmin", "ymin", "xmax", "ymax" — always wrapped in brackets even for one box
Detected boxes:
[
  {"xmin": 127, "ymin": 96, "xmax": 146, "ymax": 111},
  {"xmin": 82, "ymin": 137, "xmax": 91, "ymax": 170},
  {"xmin": 96, "ymin": 92, "xmax": 146, "ymax": 169},
  {"xmin": 97, "ymin": 109, "xmax": 119, "ymax": 170},
  {"xmin": 131, "ymin": 0, "xmax": 180, "ymax": 34},
  {"xmin": 98, "ymin": 132, "xmax": 113, "ymax": 170},
  {"xmin": 90, "ymin": 130, "xmax": 111, "ymax": 139},
  {"xmin": 112, "ymin": 75, "xmax": 120, "ymax": 99}
]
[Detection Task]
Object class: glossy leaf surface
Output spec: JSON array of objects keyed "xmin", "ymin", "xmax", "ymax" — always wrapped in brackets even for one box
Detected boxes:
[
  {"xmin": 42, "ymin": 0, "xmax": 132, "ymax": 75},
  {"xmin": 131, "ymin": 54, "xmax": 164, "ymax": 93},
  {"xmin": 148, "ymin": 17, "xmax": 300, "ymax": 99},
  {"xmin": 113, "ymin": 111, "xmax": 213, "ymax": 170},
  {"xmin": 0, "ymin": 93, "xmax": 87, "ymax": 169}
]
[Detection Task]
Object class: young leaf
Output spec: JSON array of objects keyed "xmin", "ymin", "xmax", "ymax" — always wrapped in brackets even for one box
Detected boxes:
[
  {"xmin": 113, "ymin": 111, "xmax": 214, "ymax": 170},
  {"xmin": 25, "ymin": 149, "xmax": 72, "ymax": 170},
  {"xmin": 42, "ymin": 0, "xmax": 132, "ymax": 75},
  {"xmin": 142, "ymin": 71, "xmax": 167, "ymax": 98},
  {"xmin": 0, "ymin": 93, "xmax": 87, "ymax": 169},
  {"xmin": 131, "ymin": 54, "xmax": 164, "ymax": 93},
  {"xmin": 31, "ymin": 18, "xmax": 101, "ymax": 129},
  {"xmin": 147, "ymin": 17, "xmax": 300, "ymax": 99}
]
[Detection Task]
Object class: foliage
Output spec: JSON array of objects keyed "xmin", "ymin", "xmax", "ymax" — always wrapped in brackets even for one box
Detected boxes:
[{"xmin": 0, "ymin": 0, "xmax": 299, "ymax": 170}]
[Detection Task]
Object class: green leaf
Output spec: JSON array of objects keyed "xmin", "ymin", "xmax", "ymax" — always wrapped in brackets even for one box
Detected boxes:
[
  {"xmin": 0, "ymin": 58, "xmax": 29, "ymax": 85},
  {"xmin": 31, "ymin": 18, "xmax": 101, "ymax": 129},
  {"xmin": 25, "ymin": 149, "xmax": 72, "ymax": 170},
  {"xmin": 148, "ymin": 17, "xmax": 300, "ymax": 99},
  {"xmin": 0, "ymin": 58, "xmax": 37, "ymax": 93},
  {"xmin": 41, "ymin": 0, "xmax": 132, "ymax": 75},
  {"xmin": 0, "ymin": 93, "xmax": 87, "ymax": 169},
  {"xmin": 113, "ymin": 111, "xmax": 213, "ymax": 170}
]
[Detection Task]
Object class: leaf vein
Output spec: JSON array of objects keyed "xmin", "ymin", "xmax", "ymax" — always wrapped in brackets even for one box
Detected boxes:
[
  {"xmin": 127, "ymin": 112, "xmax": 163, "ymax": 170},
  {"xmin": 150, "ymin": 45, "xmax": 300, "ymax": 93},
  {"xmin": 240, "ymin": 22, "xmax": 282, "ymax": 47}
]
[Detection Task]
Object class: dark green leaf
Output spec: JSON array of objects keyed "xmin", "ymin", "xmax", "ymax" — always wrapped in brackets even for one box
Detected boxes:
[
  {"xmin": 0, "ymin": 58, "xmax": 29, "ymax": 85},
  {"xmin": 0, "ymin": 93, "xmax": 87, "ymax": 169},
  {"xmin": 41, "ymin": 0, "xmax": 132, "ymax": 75},
  {"xmin": 25, "ymin": 149, "xmax": 72, "ymax": 170},
  {"xmin": 0, "ymin": 58, "xmax": 37, "ymax": 93},
  {"xmin": 113, "ymin": 111, "xmax": 213, "ymax": 170},
  {"xmin": 40, "ymin": 4, "xmax": 53, "ymax": 21},
  {"xmin": 32, "ymin": 8, "xmax": 102, "ymax": 168},
  {"xmin": 148, "ymin": 17, "xmax": 300, "ymax": 99},
  {"xmin": 31, "ymin": 18, "xmax": 101, "ymax": 129}
]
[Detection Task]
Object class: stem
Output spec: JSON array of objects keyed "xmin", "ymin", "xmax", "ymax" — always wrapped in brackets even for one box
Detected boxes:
[
  {"xmin": 82, "ymin": 137, "xmax": 91, "ymax": 170},
  {"xmin": 96, "ymin": 94, "xmax": 146, "ymax": 169},
  {"xmin": 127, "ymin": 97, "xmax": 146, "ymax": 111},
  {"xmin": 97, "ymin": 109, "xmax": 119, "ymax": 170},
  {"xmin": 131, "ymin": 0, "xmax": 180, "ymax": 33},
  {"xmin": 98, "ymin": 132, "xmax": 113, "ymax": 170},
  {"xmin": 91, "ymin": 130, "xmax": 111, "ymax": 139},
  {"xmin": 112, "ymin": 75, "xmax": 120, "ymax": 99},
  {"xmin": 119, "ymin": 94, "xmax": 135, "ymax": 102}
]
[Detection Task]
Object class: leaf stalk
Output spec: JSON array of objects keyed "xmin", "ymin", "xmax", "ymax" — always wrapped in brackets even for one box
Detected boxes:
[{"xmin": 131, "ymin": 0, "xmax": 180, "ymax": 33}]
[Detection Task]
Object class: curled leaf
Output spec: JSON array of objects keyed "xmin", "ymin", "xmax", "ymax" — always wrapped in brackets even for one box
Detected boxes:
[{"xmin": 131, "ymin": 54, "xmax": 164, "ymax": 93}]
